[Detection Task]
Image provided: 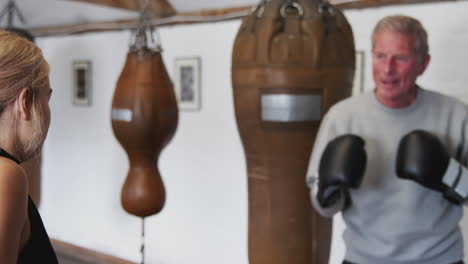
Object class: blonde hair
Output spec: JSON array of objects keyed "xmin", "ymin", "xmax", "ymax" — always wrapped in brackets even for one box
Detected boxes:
[
  {"xmin": 372, "ymin": 15, "xmax": 429, "ymax": 62},
  {"xmin": 0, "ymin": 30, "xmax": 50, "ymax": 159}
]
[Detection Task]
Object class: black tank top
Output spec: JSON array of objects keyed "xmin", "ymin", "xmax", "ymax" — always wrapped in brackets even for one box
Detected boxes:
[{"xmin": 0, "ymin": 149, "xmax": 58, "ymax": 263}]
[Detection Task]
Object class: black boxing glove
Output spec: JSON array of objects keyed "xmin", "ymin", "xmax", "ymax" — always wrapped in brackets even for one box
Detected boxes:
[
  {"xmin": 317, "ymin": 134, "xmax": 367, "ymax": 208},
  {"xmin": 396, "ymin": 130, "xmax": 449, "ymax": 192},
  {"xmin": 396, "ymin": 130, "xmax": 468, "ymax": 204}
]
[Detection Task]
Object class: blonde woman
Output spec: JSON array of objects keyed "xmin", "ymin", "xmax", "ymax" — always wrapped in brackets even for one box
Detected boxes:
[{"xmin": 0, "ymin": 30, "xmax": 57, "ymax": 263}]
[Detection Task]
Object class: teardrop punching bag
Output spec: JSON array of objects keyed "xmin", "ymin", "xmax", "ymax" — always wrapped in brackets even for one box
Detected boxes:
[
  {"xmin": 232, "ymin": 0, "xmax": 355, "ymax": 263},
  {"xmin": 111, "ymin": 26, "xmax": 178, "ymax": 218}
]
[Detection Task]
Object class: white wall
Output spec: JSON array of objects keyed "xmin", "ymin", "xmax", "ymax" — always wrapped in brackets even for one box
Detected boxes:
[
  {"xmin": 36, "ymin": 1, "xmax": 468, "ymax": 263},
  {"xmin": 38, "ymin": 22, "xmax": 248, "ymax": 264}
]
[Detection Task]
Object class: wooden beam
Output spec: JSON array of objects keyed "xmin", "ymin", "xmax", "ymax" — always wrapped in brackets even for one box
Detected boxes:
[
  {"xmin": 67, "ymin": 0, "xmax": 176, "ymax": 17},
  {"xmin": 29, "ymin": 6, "xmax": 252, "ymax": 37},
  {"xmin": 29, "ymin": 0, "xmax": 461, "ymax": 37},
  {"xmin": 51, "ymin": 239, "xmax": 137, "ymax": 264},
  {"xmin": 329, "ymin": 0, "xmax": 455, "ymax": 9}
]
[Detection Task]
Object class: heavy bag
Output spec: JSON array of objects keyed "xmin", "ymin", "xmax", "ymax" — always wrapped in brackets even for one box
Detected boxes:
[
  {"xmin": 111, "ymin": 49, "xmax": 178, "ymax": 217},
  {"xmin": 231, "ymin": 0, "xmax": 355, "ymax": 263}
]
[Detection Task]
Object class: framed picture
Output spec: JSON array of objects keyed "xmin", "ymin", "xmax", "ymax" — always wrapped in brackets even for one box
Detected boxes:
[
  {"xmin": 72, "ymin": 60, "xmax": 92, "ymax": 106},
  {"xmin": 174, "ymin": 57, "xmax": 201, "ymax": 111},
  {"xmin": 352, "ymin": 51, "xmax": 365, "ymax": 96}
]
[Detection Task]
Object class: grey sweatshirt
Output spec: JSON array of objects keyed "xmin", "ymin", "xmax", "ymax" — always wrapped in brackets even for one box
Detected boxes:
[{"xmin": 306, "ymin": 88, "xmax": 468, "ymax": 264}]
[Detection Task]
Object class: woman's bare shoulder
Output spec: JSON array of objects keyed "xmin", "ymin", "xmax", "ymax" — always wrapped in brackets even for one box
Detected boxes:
[
  {"xmin": 0, "ymin": 158, "xmax": 29, "ymax": 262},
  {"xmin": 0, "ymin": 158, "xmax": 28, "ymax": 199}
]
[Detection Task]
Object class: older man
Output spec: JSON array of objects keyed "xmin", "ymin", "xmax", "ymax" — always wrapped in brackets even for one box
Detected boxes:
[{"xmin": 307, "ymin": 15, "xmax": 468, "ymax": 264}]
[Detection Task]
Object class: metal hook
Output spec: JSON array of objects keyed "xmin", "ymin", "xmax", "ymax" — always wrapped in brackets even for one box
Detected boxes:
[
  {"xmin": 318, "ymin": 3, "xmax": 335, "ymax": 16},
  {"xmin": 253, "ymin": 0, "xmax": 270, "ymax": 18},
  {"xmin": 280, "ymin": 1, "xmax": 304, "ymax": 18}
]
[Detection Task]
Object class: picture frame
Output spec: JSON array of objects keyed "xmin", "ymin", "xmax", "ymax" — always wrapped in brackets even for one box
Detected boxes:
[
  {"xmin": 72, "ymin": 60, "xmax": 92, "ymax": 106},
  {"xmin": 352, "ymin": 51, "xmax": 365, "ymax": 96},
  {"xmin": 174, "ymin": 57, "xmax": 201, "ymax": 111}
]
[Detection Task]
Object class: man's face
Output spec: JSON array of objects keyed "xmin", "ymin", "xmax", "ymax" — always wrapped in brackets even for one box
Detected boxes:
[{"xmin": 372, "ymin": 30, "xmax": 429, "ymax": 108}]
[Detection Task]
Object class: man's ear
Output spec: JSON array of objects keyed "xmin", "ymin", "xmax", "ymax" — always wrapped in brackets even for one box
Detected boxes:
[
  {"xmin": 418, "ymin": 54, "xmax": 431, "ymax": 76},
  {"xmin": 17, "ymin": 87, "xmax": 32, "ymax": 120}
]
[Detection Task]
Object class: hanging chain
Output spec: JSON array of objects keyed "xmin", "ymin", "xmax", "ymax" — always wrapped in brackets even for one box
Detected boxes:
[
  {"xmin": 140, "ymin": 218, "xmax": 146, "ymax": 264},
  {"xmin": 130, "ymin": 0, "xmax": 161, "ymax": 53},
  {"xmin": 134, "ymin": 0, "xmax": 150, "ymax": 50},
  {"xmin": 0, "ymin": 0, "xmax": 26, "ymax": 27}
]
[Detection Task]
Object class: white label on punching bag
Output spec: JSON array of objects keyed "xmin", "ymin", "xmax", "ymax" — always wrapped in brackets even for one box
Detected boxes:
[
  {"xmin": 261, "ymin": 94, "xmax": 321, "ymax": 122},
  {"xmin": 111, "ymin": 109, "xmax": 132, "ymax": 122}
]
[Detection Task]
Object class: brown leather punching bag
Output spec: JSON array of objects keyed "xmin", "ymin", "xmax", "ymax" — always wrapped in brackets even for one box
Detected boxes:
[
  {"xmin": 232, "ymin": 0, "xmax": 355, "ymax": 263},
  {"xmin": 111, "ymin": 44, "xmax": 178, "ymax": 217}
]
